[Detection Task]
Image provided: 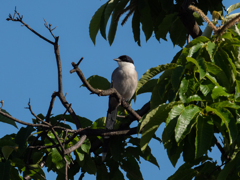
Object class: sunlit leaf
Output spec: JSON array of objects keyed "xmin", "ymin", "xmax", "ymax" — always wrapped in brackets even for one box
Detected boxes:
[
  {"xmin": 175, "ymin": 105, "xmax": 200, "ymax": 143},
  {"xmin": 136, "ymin": 63, "xmax": 177, "ymax": 93}
]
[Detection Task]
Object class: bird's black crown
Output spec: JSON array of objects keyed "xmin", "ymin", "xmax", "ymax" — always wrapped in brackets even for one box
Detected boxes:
[{"xmin": 118, "ymin": 55, "xmax": 134, "ymax": 64}]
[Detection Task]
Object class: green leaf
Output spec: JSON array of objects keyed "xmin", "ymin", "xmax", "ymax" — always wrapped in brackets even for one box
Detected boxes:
[
  {"xmin": 15, "ymin": 126, "xmax": 35, "ymax": 149},
  {"xmin": 0, "ymin": 109, "xmax": 18, "ymax": 128},
  {"xmin": 211, "ymin": 86, "xmax": 231, "ymax": 100},
  {"xmin": 163, "ymin": 104, "xmax": 185, "ymax": 144},
  {"xmin": 83, "ymin": 154, "xmax": 97, "ymax": 174},
  {"xmin": 81, "ymin": 139, "xmax": 91, "ymax": 154},
  {"xmin": 138, "ymin": 0, "xmax": 153, "ymax": 41},
  {"xmin": 91, "ymin": 117, "xmax": 105, "ymax": 129},
  {"xmin": 195, "ymin": 115, "xmax": 214, "ymax": 158},
  {"xmin": 186, "ymin": 57, "xmax": 207, "ymax": 79},
  {"xmin": 100, "ymin": 0, "xmax": 119, "ymax": 39},
  {"xmin": 140, "ymin": 102, "xmax": 181, "ymax": 151},
  {"xmin": 0, "ymin": 161, "xmax": 11, "ymax": 180},
  {"xmin": 89, "ymin": 2, "xmax": 108, "ymax": 44},
  {"xmin": 51, "ymin": 148, "xmax": 65, "ymax": 169},
  {"xmin": 217, "ymin": 152, "xmax": 240, "ymax": 180},
  {"xmin": 150, "ymin": 70, "xmax": 173, "ymax": 108},
  {"xmin": 110, "ymin": 168, "xmax": 124, "ymax": 180},
  {"xmin": 205, "ymin": 72, "xmax": 219, "ymax": 86},
  {"xmin": 206, "ymin": 41, "xmax": 217, "ymax": 60},
  {"xmin": 169, "ymin": 16, "xmax": 187, "ymax": 47},
  {"xmin": 186, "ymin": 36, "xmax": 210, "ymax": 48},
  {"xmin": 200, "ymin": 80, "xmax": 215, "ymax": 96},
  {"xmin": 81, "ymin": 75, "xmax": 110, "ymax": 90},
  {"xmin": 206, "ymin": 106, "xmax": 238, "ymax": 144},
  {"xmin": 137, "ymin": 79, "xmax": 157, "ymax": 95},
  {"xmin": 155, "ymin": 13, "xmax": 178, "ymax": 41},
  {"xmin": 227, "ymin": 2, "xmax": 240, "ymax": 15},
  {"xmin": 186, "ymin": 95, "xmax": 203, "ymax": 103},
  {"xmin": 132, "ymin": 8, "xmax": 141, "ymax": 46},
  {"xmin": 2, "ymin": 145, "xmax": 18, "ymax": 160},
  {"xmin": 210, "ymin": 101, "xmax": 240, "ymax": 109},
  {"xmin": 179, "ymin": 77, "xmax": 188, "ymax": 103},
  {"xmin": 171, "ymin": 65, "xmax": 185, "ymax": 91},
  {"xmin": 121, "ymin": 156, "xmax": 143, "ymax": 180},
  {"xmin": 206, "ymin": 62, "xmax": 229, "ymax": 89},
  {"xmin": 96, "ymin": 164, "xmax": 109, "ymax": 180},
  {"xmin": 167, "ymin": 162, "xmax": 196, "ymax": 180},
  {"xmin": 136, "ymin": 63, "xmax": 177, "ymax": 93},
  {"xmin": 175, "ymin": 105, "xmax": 200, "ymax": 143},
  {"xmin": 187, "ymin": 43, "xmax": 204, "ymax": 58},
  {"xmin": 108, "ymin": 0, "xmax": 129, "ymax": 45}
]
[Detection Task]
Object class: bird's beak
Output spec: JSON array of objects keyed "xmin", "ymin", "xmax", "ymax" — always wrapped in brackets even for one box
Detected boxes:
[{"xmin": 113, "ymin": 58, "xmax": 120, "ymax": 62}]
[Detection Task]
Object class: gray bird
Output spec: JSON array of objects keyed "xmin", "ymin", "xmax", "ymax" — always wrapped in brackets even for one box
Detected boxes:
[{"xmin": 102, "ymin": 55, "xmax": 138, "ymax": 161}]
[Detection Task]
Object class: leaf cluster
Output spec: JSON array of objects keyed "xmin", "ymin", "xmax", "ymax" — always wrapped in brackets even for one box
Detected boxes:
[{"xmin": 89, "ymin": 0, "xmax": 224, "ymax": 47}]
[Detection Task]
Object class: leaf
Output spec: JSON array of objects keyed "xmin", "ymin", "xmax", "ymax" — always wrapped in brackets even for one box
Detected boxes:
[
  {"xmin": 96, "ymin": 164, "xmax": 109, "ymax": 180},
  {"xmin": 206, "ymin": 62, "xmax": 229, "ymax": 89},
  {"xmin": 83, "ymin": 154, "xmax": 97, "ymax": 174},
  {"xmin": 227, "ymin": 2, "xmax": 240, "ymax": 15},
  {"xmin": 81, "ymin": 139, "xmax": 91, "ymax": 154},
  {"xmin": 91, "ymin": 117, "xmax": 105, "ymax": 129},
  {"xmin": 150, "ymin": 70, "xmax": 173, "ymax": 108},
  {"xmin": 175, "ymin": 105, "xmax": 200, "ymax": 143},
  {"xmin": 51, "ymin": 148, "xmax": 65, "ymax": 169},
  {"xmin": 132, "ymin": 7, "xmax": 141, "ymax": 46},
  {"xmin": 195, "ymin": 115, "xmax": 214, "ymax": 158},
  {"xmin": 163, "ymin": 104, "xmax": 185, "ymax": 144},
  {"xmin": 187, "ymin": 43, "xmax": 204, "ymax": 58},
  {"xmin": 186, "ymin": 57, "xmax": 207, "ymax": 79},
  {"xmin": 155, "ymin": 13, "xmax": 178, "ymax": 41},
  {"xmin": 167, "ymin": 162, "xmax": 196, "ymax": 180},
  {"xmin": 81, "ymin": 75, "xmax": 110, "ymax": 90},
  {"xmin": 171, "ymin": 65, "xmax": 185, "ymax": 91},
  {"xmin": 140, "ymin": 102, "xmax": 181, "ymax": 151},
  {"xmin": 100, "ymin": 0, "xmax": 119, "ymax": 39},
  {"xmin": 206, "ymin": 41, "xmax": 217, "ymax": 60},
  {"xmin": 2, "ymin": 145, "xmax": 18, "ymax": 160},
  {"xmin": 0, "ymin": 109, "xmax": 18, "ymax": 128},
  {"xmin": 179, "ymin": 77, "xmax": 188, "ymax": 103},
  {"xmin": 138, "ymin": 0, "xmax": 153, "ymax": 41},
  {"xmin": 15, "ymin": 126, "xmax": 35, "ymax": 149},
  {"xmin": 136, "ymin": 63, "xmax": 177, "ymax": 93},
  {"xmin": 121, "ymin": 156, "xmax": 143, "ymax": 180},
  {"xmin": 186, "ymin": 36, "xmax": 210, "ymax": 48},
  {"xmin": 206, "ymin": 106, "xmax": 238, "ymax": 144},
  {"xmin": 186, "ymin": 95, "xmax": 203, "ymax": 104},
  {"xmin": 89, "ymin": 2, "xmax": 108, "ymax": 44},
  {"xmin": 217, "ymin": 152, "xmax": 240, "ymax": 180},
  {"xmin": 210, "ymin": 101, "xmax": 240, "ymax": 109},
  {"xmin": 0, "ymin": 161, "xmax": 11, "ymax": 180},
  {"xmin": 108, "ymin": 0, "xmax": 129, "ymax": 45},
  {"xmin": 211, "ymin": 86, "xmax": 231, "ymax": 100},
  {"xmin": 169, "ymin": 16, "xmax": 187, "ymax": 47},
  {"xmin": 137, "ymin": 79, "xmax": 157, "ymax": 95},
  {"xmin": 200, "ymin": 80, "xmax": 215, "ymax": 96}
]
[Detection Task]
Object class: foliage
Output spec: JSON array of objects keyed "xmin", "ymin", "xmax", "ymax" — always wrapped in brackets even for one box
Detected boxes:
[
  {"xmin": 2, "ymin": 1, "xmax": 240, "ymax": 180},
  {"xmin": 89, "ymin": 0, "xmax": 224, "ymax": 47}
]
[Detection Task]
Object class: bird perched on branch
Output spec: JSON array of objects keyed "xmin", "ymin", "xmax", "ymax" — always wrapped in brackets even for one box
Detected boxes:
[{"xmin": 102, "ymin": 55, "xmax": 138, "ymax": 161}]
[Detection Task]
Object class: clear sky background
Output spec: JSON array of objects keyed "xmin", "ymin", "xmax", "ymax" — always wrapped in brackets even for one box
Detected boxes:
[{"xmin": 0, "ymin": 1, "xmax": 238, "ymax": 179}]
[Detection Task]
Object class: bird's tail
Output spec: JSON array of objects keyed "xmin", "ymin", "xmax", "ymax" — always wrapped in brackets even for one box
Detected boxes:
[{"xmin": 102, "ymin": 107, "xmax": 118, "ymax": 161}]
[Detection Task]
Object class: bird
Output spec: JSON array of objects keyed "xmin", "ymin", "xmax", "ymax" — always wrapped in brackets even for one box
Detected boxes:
[{"xmin": 102, "ymin": 55, "xmax": 138, "ymax": 161}]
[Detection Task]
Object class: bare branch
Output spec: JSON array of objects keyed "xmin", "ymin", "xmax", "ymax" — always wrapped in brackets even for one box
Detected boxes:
[{"xmin": 7, "ymin": 8, "xmax": 54, "ymax": 45}]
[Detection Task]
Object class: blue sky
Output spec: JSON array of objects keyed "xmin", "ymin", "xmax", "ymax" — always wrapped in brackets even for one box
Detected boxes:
[{"xmin": 0, "ymin": 1, "xmax": 238, "ymax": 179}]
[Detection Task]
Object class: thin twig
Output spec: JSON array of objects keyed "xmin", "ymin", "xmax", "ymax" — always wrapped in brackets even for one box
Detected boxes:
[{"xmin": 6, "ymin": 8, "xmax": 54, "ymax": 45}]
